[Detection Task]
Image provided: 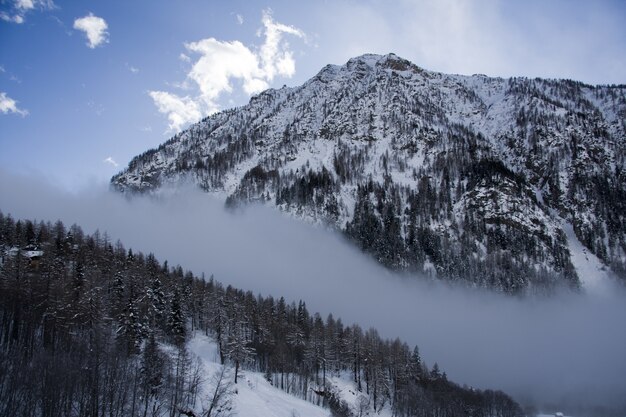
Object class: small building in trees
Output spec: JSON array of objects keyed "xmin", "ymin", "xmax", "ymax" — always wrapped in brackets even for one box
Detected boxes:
[
  {"xmin": 2, "ymin": 245, "xmax": 44, "ymax": 270},
  {"xmin": 23, "ymin": 245, "xmax": 44, "ymax": 269}
]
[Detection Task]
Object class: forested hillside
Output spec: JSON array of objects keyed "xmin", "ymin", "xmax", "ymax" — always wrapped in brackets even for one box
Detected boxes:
[
  {"xmin": 0, "ymin": 212, "xmax": 523, "ymax": 417},
  {"xmin": 112, "ymin": 54, "xmax": 626, "ymax": 294}
]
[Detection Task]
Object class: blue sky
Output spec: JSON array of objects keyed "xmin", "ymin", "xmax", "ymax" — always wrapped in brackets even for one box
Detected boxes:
[{"xmin": 1, "ymin": 0, "xmax": 625, "ymax": 191}]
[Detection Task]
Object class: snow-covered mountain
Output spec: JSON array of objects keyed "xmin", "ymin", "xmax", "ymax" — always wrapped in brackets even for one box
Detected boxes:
[{"xmin": 112, "ymin": 53, "xmax": 626, "ymax": 293}]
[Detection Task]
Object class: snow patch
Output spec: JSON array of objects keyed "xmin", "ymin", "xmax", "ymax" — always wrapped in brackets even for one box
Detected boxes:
[{"xmin": 563, "ymin": 223, "xmax": 612, "ymax": 295}]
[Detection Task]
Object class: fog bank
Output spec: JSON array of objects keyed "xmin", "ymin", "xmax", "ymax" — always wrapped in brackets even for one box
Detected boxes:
[{"xmin": 1, "ymin": 170, "xmax": 625, "ymax": 414}]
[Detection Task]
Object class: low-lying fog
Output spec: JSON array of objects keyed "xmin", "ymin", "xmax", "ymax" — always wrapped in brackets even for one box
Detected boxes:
[{"xmin": 2, "ymin": 170, "xmax": 625, "ymax": 415}]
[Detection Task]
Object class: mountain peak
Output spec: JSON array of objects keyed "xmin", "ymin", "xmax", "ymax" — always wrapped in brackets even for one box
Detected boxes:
[
  {"xmin": 346, "ymin": 52, "xmax": 410, "ymax": 66},
  {"xmin": 347, "ymin": 53, "xmax": 386, "ymax": 66}
]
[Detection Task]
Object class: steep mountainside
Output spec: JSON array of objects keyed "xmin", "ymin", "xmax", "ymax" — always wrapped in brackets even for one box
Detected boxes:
[{"xmin": 112, "ymin": 53, "xmax": 626, "ymax": 294}]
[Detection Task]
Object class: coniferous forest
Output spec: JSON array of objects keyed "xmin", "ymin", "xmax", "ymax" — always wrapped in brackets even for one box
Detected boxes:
[{"xmin": 0, "ymin": 212, "xmax": 523, "ymax": 417}]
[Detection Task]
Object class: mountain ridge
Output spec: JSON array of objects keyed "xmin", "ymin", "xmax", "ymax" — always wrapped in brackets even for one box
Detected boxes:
[{"xmin": 112, "ymin": 53, "xmax": 626, "ymax": 293}]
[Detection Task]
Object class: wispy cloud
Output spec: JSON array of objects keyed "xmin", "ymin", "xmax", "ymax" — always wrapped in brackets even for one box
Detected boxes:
[
  {"xmin": 0, "ymin": 0, "xmax": 54, "ymax": 24},
  {"xmin": 236, "ymin": 13, "xmax": 244, "ymax": 25},
  {"xmin": 0, "ymin": 65, "xmax": 21, "ymax": 83},
  {"xmin": 0, "ymin": 92, "xmax": 28, "ymax": 116},
  {"xmin": 126, "ymin": 63, "xmax": 139, "ymax": 74},
  {"xmin": 103, "ymin": 156, "xmax": 118, "ymax": 167},
  {"xmin": 0, "ymin": 13, "xmax": 23, "ymax": 24},
  {"xmin": 150, "ymin": 9, "xmax": 305, "ymax": 133},
  {"xmin": 86, "ymin": 99, "xmax": 105, "ymax": 116},
  {"xmin": 73, "ymin": 13, "xmax": 109, "ymax": 49}
]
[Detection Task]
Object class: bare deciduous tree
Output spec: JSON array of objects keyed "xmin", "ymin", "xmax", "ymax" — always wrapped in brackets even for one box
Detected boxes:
[{"xmin": 202, "ymin": 366, "xmax": 234, "ymax": 417}]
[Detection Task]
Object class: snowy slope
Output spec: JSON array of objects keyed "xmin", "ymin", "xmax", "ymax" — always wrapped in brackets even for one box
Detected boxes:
[
  {"xmin": 188, "ymin": 334, "xmax": 330, "ymax": 417},
  {"xmin": 187, "ymin": 333, "xmax": 399, "ymax": 417},
  {"xmin": 326, "ymin": 376, "xmax": 392, "ymax": 417},
  {"xmin": 563, "ymin": 223, "xmax": 613, "ymax": 295}
]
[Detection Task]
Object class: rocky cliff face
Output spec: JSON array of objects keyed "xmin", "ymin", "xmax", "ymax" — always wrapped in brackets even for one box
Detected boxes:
[{"xmin": 112, "ymin": 53, "xmax": 626, "ymax": 294}]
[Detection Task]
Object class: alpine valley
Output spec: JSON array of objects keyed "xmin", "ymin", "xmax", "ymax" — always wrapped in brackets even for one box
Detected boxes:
[{"xmin": 112, "ymin": 53, "xmax": 626, "ymax": 294}]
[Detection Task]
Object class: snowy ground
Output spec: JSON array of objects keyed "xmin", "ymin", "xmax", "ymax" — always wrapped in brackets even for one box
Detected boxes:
[
  {"xmin": 188, "ymin": 333, "xmax": 331, "ymax": 417},
  {"xmin": 326, "ymin": 375, "xmax": 392, "ymax": 417}
]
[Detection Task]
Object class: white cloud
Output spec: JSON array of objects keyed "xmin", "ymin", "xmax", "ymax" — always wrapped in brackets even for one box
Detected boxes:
[
  {"xmin": 149, "ymin": 91, "xmax": 202, "ymax": 133},
  {"xmin": 236, "ymin": 14, "xmax": 244, "ymax": 25},
  {"xmin": 73, "ymin": 13, "xmax": 109, "ymax": 49},
  {"xmin": 0, "ymin": 92, "xmax": 28, "ymax": 116},
  {"xmin": 150, "ymin": 10, "xmax": 305, "ymax": 133},
  {"xmin": 184, "ymin": 38, "xmax": 264, "ymax": 98},
  {"xmin": 103, "ymin": 157, "xmax": 118, "ymax": 167},
  {"xmin": 1, "ymin": 0, "xmax": 54, "ymax": 24},
  {"xmin": 16, "ymin": 0, "xmax": 34, "ymax": 11}
]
